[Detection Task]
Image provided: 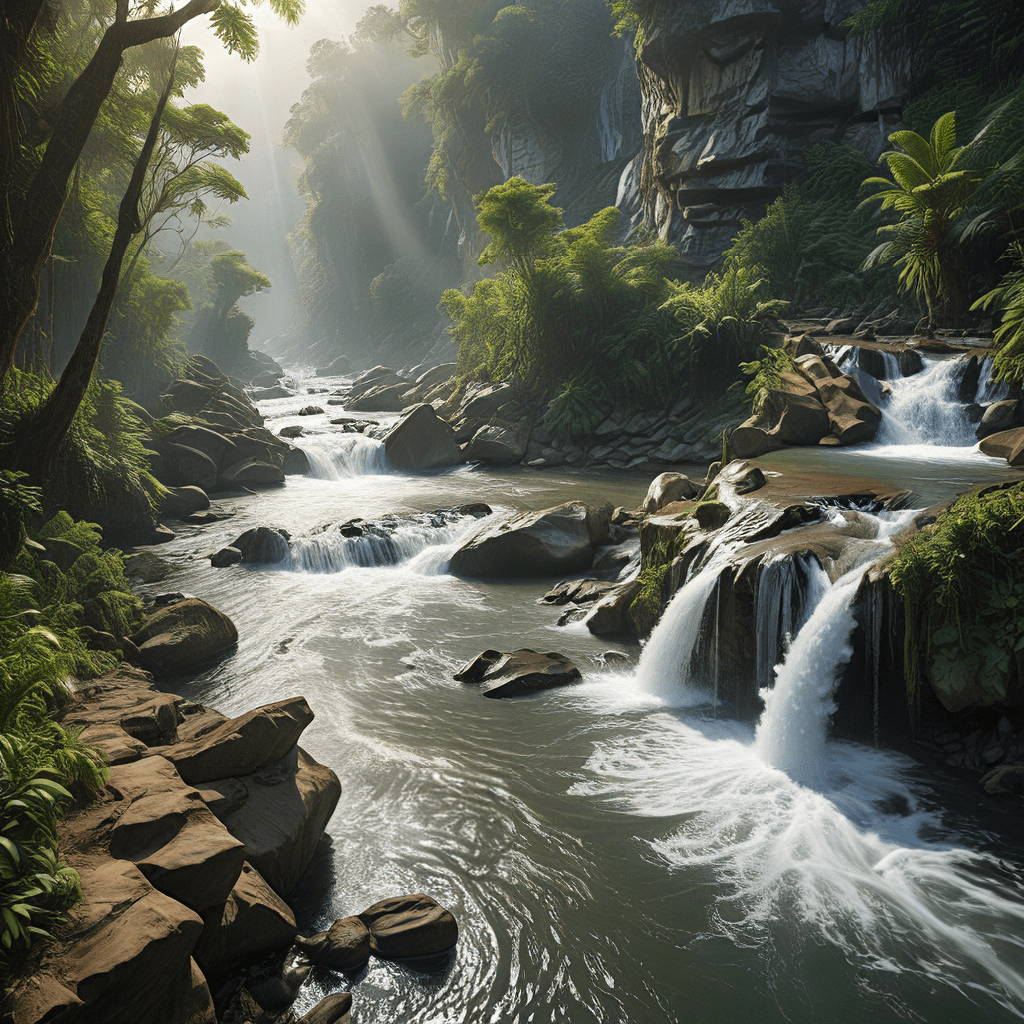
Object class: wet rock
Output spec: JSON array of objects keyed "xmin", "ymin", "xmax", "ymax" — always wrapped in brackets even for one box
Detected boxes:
[
  {"xmin": 230, "ymin": 526, "xmax": 290, "ymax": 564},
  {"xmin": 316, "ymin": 353, "xmax": 351, "ymax": 376},
  {"xmin": 252, "ymin": 370, "xmax": 284, "ymax": 388},
  {"xmin": 298, "ymin": 992, "xmax": 354, "ymax": 1024},
  {"xmin": 459, "ymin": 502, "xmax": 493, "ymax": 518},
  {"xmin": 641, "ymin": 472, "xmax": 702, "ymax": 513},
  {"xmin": 715, "ymin": 460, "xmax": 766, "ymax": 495},
  {"xmin": 977, "ymin": 399, "xmax": 1023, "ymax": 440},
  {"xmin": 293, "ymin": 916, "xmax": 371, "ymax": 971},
  {"xmin": 795, "ymin": 354, "xmax": 882, "ymax": 444},
  {"xmin": 250, "ymin": 385, "xmax": 294, "ymax": 401},
  {"xmin": 586, "ymin": 580, "xmax": 642, "ymax": 637},
  {"xmin": 694, "ymin": 501, "xmax": 731, "ymax": 530},
  {"xmin": 282, "ymin": 444, "xmax": 310, "ymax": 476},
  {"xmin": 457, "ymin": 648, "xmax": 582, "ymax": 698},
  {"xmin": 159, "ymin": 696, "xmax": 315, "ymax": 786},
  {"xmin": 210, "ymin": 546, "xmax": 243, "ymax": 568},
  {"xmin": 220, "ymin": 458, "xmax": 285, "ymax": 488},
  {"xmin": 165, "ymin": 443, "xmax": 219, "ymax": 491},
  {"xmin": 279, "ymin": 424, "xmax": 304, "ymax": 438},
  {"xmin": 448, "ymin": 501, "xmax": 612, "ymax": 578},
  {"xmin": 128, "ymin": 598, "xmax": 238, "ymax": 676},
  {"xmin": 345, "ymin": 382, "xmax": 411, "ymax": 412},
  {"xmin": 250, "ymin": 948, "xmax": 311, "ymax": 1011},
  {"xmin": 298, "ymin": 405, "xmax": 324, "ymax": 416},
  {"xmin": 980, "ymin": 764, "xmax": 1024, "ymax": 797},
  {"xmin": 124, "ymin": 550, "xmax": 174, "ymax": 583},
  {"xmin": 358, "ymin": 894, "xmax": 458, "ymax": 958},
  {"xmin": 383, "ymin": 403, "xmax": 461, "ymax": 471}
]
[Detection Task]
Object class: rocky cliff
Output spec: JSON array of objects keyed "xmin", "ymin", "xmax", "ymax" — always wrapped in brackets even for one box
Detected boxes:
[{"xmin": 623, "ymin": 0, "xmax": 909, "ymax": 268}]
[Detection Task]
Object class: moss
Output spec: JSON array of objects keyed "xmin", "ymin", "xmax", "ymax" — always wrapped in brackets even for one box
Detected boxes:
[
  {"xmin": 890, "ymin": 482, "xmax": 1024, "ymax": 715},
  {"xmin": 628, "ymin": 563, "xmax": 670, "ymax": 634}
]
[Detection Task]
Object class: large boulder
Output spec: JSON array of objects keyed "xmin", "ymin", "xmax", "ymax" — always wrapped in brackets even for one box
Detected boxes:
[
  {"xmin": 201, "ymin": 746, "xmax": 341, "ymax": 897},
  {"xmin": 219, "ymin": 457, "xmax": 285, "ymax": 487},
  {"xmin": 796, "ymin": 353, "xmax": 882, "ymax": 444},
  {"xmin": 977, "ymin": 399, "xmax": 1023, "ymax": 440},
  {"xmin": 159, "ymin": 696, "xmax": 315, "ymax": 786},
  {"xmin": 384, "ymin": 404, "xmax": 461, "ymax": 471},
  {"xmin": 165, "ymin": 444, "xmax": 218, "ymax": 491},
  {"xmin": 193, "ymin": 861, "xmax": 297, "ymax": 980},
  {"xmin": 462, "ymin": 421, "xmax": 530, "ymax": 464},
  {"xmin": 158, "ymin": 485, "xmax": 210, "ymax": 519},
  {"xmin": 345, "ymin": 382, "xmax": 412, "ymax": 412},
  {"xmin": 978, "ymin": 426, "xmax": 1024, "ymax": 462},
  {"xmin": 358, "ymin": 894, "xmax": 458, "ymax": 958},
  {"xmin": 641, "ymin": 472, "xmax": 702, "ymax": 513},
  {"xmin": 454, "ymin": 647, "xmax": 582, "ymax": 698},
  {"xmin": 229, "ymin": 526, "xmax": 290, "ymax": 563},
  {"xmin": 128, "ymin": 599, "xmax": 238, "ymax": 676},
  {"xmin": 448, "ymin": 501, "xmax": 612, "ymax": 578}
]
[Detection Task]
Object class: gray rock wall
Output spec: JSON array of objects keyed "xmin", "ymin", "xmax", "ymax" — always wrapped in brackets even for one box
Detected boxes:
[{"xmin": 626, "ymin": 0, "xmax": 909, "ymax": 268}]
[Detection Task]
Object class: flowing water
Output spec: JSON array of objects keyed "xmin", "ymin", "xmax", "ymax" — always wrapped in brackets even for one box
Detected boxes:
[{"xmin": 149, "ymin": 365, "xmax": 1024, "ymax": 1023}]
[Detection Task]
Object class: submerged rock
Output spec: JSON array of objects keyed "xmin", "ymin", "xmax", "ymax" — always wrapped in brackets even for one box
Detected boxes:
[{"xmin": 455, "ymin": 648, "xmax": 582, "ymax": 698}]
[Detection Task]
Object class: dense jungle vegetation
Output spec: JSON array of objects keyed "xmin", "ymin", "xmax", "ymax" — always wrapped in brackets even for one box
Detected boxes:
[
  {"xmin": 3, "ymin": 0, "xmax": 1024, "ymax": 971},
  {"xmin": 0, "ymin": 0, "xmax": 298, "ymax": 974}
]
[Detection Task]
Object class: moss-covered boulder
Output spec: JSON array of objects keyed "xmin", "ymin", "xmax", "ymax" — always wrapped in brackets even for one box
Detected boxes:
[{"xmin": 129, "ymin": 599, "xmax": 238, "ymax": 676}]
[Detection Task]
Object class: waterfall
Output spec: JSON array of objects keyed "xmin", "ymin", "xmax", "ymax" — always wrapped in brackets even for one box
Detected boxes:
[
  {"xmin": 287, "ymin": 512, "xmax": 477, "ymax": 573},
  {"xmin": 296, "ymin": 433, "xmax": 388, "ymax": 479},
  {"xmin": 875, "ymin": 356, "xmax": 976, "ymax": 445}
]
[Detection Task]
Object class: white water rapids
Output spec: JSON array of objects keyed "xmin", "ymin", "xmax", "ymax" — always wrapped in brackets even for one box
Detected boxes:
[{"xmin": 152, "ymin": 359, "xmax": 1024, "ymax": 1023}]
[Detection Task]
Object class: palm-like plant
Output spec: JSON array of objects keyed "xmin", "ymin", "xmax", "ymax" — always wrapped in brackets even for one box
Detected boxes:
[{"xmin": 861, "ymin": 111, "xmax": 981, "ymax": 326}]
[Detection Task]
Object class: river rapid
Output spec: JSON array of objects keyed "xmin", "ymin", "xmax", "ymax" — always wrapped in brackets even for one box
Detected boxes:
[{"xmin": 148, "ymin": 361, "xmax": 1024, "ymax": 1024}]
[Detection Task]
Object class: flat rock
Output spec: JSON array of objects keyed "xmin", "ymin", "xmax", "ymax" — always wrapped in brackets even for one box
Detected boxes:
[
  {"xmin": 298, "ymin": 992, "xmax": 354, "ymax": 1024},
  {"xmin": 208, "ymin": 746, "xmax": 341, "ymax": 897},
  {"xmin": 358, "ymin": 894, "xmax": 458, "ymax": 958},
  {"xmin": 457, "ymin": 648, "xmax": 582, "ymax": 698}
]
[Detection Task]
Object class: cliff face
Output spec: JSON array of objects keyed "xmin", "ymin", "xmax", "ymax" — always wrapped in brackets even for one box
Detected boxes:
[{"xmin": 625, "ymin": 0, "xmax": 909, "ymax": 269}]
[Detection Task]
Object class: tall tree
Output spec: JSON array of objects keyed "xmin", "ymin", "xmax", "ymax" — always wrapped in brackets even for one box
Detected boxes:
[{"xmin": 0, "ymin": 0, "xmax": 302, "ymax": 387}]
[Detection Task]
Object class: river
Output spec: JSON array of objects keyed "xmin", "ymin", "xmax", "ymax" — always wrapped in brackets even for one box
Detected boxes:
[{"xmin": 149, "ymin": 356, "xmax": 1024, "ymax": 1023}]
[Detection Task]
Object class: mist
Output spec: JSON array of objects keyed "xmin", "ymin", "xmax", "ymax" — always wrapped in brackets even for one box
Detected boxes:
[{"xmin": 179, "ymin": 0, "xmax": 384, "ymax": 353}]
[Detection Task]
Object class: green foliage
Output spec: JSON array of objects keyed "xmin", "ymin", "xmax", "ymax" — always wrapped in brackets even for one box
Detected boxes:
[
  {"xmin": 860, "ymin": 111, "xmax": 980, "ymax": 324},
  {"xmin": 739, "ymin": 345, "xmax": 794, "ymax": 414},
  {"xmin": 723, "ymin": 145, "xmax": 900, "ymax": 313},
  {"xmin": 890, "ymin": 483, "xmax": 1024, "ymax": 714},
  {"xmin": 973, "ymin": 243, "xmax": 1024, "ymax": 383},
  {"xmin": 0, "ymin": 734, "xmax": 83, "ymax": 972},
  {"xmin": 1, "ymin": 370, "xmax": 158, "ymax": 532}
]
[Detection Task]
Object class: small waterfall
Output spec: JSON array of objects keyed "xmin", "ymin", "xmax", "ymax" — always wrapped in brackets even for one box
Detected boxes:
[
  {"xmin": 633, "ymin": 543, "xmax": 741, "ymax": 703},
  {"xmin": 297, "ymin": 433, "xmax": 388, "ymax": 479},
  {"xmin": 875, "ymin": 356, "xmax": 976, "ymax": 445},
  {"xmin": 288, "ymin": 513, "xmax": 476, "ymax": 573},
  {"xmin": 753, "ymin": 553, "xmax": 827, "ymax": 690},
  {"xmin": 754, "ymin": 563, "xmax": 859, "ymax": 776}
]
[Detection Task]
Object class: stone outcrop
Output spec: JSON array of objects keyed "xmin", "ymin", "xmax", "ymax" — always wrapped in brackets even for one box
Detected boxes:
[
  {"xmin": 150, "ymin": 356, "xmax": 305, "ymax": 492},
  {"xmin": 448, "ymin": 500, "xmax": 613, "ymax": 578},
  {"xmin": 731, "ymin": 352, "xmax": 881, "ymax": 457},
  {"xmin": 7, "ymin": 666, "xmax": 343, "ymax": 1024},
  {"xmin": 128, "ymin": 598, "xmax": 238, "ymax": 677},
  {"xmin": 293, "ymin": 916, "xmax": 371, "ymax": 971},
  {"xmin": 628, "ymin": 0, "xmax": 908, "ymax": 269}
]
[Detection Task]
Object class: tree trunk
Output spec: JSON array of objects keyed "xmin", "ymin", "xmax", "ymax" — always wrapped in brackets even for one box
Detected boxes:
[
  {"xmin": 26, "ymin": 53, "xmax": 177, "ymax": 467},
  {"xmin": 0, "ymin": 0, "xmax": 216, "ymax": 387}
]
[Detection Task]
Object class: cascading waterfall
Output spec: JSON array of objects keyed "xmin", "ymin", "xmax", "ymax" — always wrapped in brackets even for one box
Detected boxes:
[
  {"xmin": 288, "ymin": 512, "xmax": 479, "ymax": 573},
  {"xmin": 875, "ymin": 356, "xmax": 975, "ymax": 445},
  {"xmin": 296, "ymin": 433, "xmax": 388, "ymax": 479}
]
